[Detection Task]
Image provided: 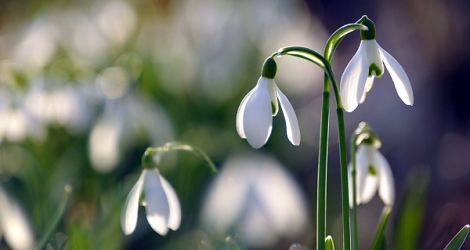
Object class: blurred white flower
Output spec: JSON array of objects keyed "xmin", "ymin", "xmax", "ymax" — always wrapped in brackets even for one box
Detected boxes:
[
  {"xmin": 340, "ymin": 17, "xmax": 413, "ymax": 112},
  {"xmin": 0, "ymin": 186, "xmax": 35, "ymax": 250},
  {"xmin": 89, "ymin": 91, "xmax": 174, "ymax": 172},
  {"xmin": 201, "ymin": 154, "xmax": 308, "ymax": 248},
  {"xmin": 25, "ymin": 81, "xmax": 92, "ymax": 134},
  {"xmin": 0, "ymin": 89, "xmax": 46, "ymax": 143},
  {"xmin": 348, "ymin": 144, "xmax": 395, "ymax": 207},
  {"xmin": 236, "ymin": 59, "xmax": 300, "ymax": 149},
  {"xmin": 121, "ymin": 169, "xmax": 181, "ymax": 236}
]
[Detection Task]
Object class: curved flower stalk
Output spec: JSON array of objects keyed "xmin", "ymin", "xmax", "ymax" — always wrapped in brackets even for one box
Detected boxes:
[
  {"xmin": 236, "ymin": 57, "xmax": 300, "ymax": 148},
  {"xmin": 121, "ymin": 142, "xmax": 217, "ymax": 236},
  {"xmin": 340, "ymin": 16, "xmax": 414, "ymax": 112}
]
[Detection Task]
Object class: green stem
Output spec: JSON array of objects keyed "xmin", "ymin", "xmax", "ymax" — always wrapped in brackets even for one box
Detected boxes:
[
  {"xmin": 336, "ymin": 106, "xmax": 351, "ymax": 250},
  {"xmin": 350, "ymin": 137, "xmax": 359, "ymax": 250},
  {"xmin": 272, "ymin": 23, "xmax": 366, "ymax": 249},
  {"xmin": 35, "ymin": 185, "xmax": 72, "ymax": 250},
  {"xmin": 316, "ymin": 75, "xmax": 330, "ymax": 250},
  {"xmin": 370, "ymin": 206, "xmax": 392, "ymax": 250},
  {"xmin": 324, "ymin": 23, "xmax": 367, "ymax": 250}
]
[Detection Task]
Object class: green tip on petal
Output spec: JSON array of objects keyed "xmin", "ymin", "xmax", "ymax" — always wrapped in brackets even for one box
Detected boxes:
[
  {"xmin": 369, "ymin": 63, "xmax": 383, "ymax": 77},
  {"xmin": 359, "ymin": 16, "xmax": 376, "ymax": 40},
  {"xmin": 368, "ymin": 164, "xmax": 377, "ymax": 176},
  {"xmin": 261, "ymin": 57, "xmax": 277, "ymax": 79}
]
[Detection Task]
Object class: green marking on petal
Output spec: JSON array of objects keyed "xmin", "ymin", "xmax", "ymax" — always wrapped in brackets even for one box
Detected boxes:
[
  {"xmin": 369, "ymin": 63, "xmax": 383, "ymax": 77},
  {"xmin": 368, "ymin": 164, "xmax": 377, "ymax": 176},
  {"xmin": 271, "ymin": 101, "xmax": 277, "ymax": 115}
]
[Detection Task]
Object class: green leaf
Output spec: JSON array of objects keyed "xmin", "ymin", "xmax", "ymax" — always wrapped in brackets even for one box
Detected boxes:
[
  {"xmin": 325, "ymin": 235, "xmax": 335, "ymax": 250},
  {"xmin": 35, "ymin": 185, "xmax": 72, "ymax": 250},
  {"xmin": 443, "ymin": 225, "xmax": 470, "ymax": 250},
  {"xmin": 370, "ymin": 206, "xmax": 391, "ymax": 250},
  {"xmin": 391, "ymin": 167, "xmax": 429, "ymax": 250}
]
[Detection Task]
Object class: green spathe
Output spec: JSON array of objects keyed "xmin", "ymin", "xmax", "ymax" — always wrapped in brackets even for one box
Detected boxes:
[
  {"xmin": 359, "ymin": 16, "xmax": 376, "ymax": 40},
  {"xmin": 261, "ymin": 57, "xmax": 277, "ymax": 79}
]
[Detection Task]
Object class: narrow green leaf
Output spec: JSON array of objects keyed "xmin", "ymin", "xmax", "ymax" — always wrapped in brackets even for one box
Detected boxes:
[
  {"xmin": 325, "ymin": 235, "xmax": 335, "ymax": 250},
  {"xmin": 35, "ymin": 185, "xmax": 72, "ymax": 250},
  {"xmin": 444, "ymin": 225, "xmax": 470, "ymax": 250},
  {"xmin": 391, "ymin": 167, "xmax": 429, "ymax": 250},
  {"xmin": 371, "ymin": 206, "xmax": 392, "ymax": 250}
]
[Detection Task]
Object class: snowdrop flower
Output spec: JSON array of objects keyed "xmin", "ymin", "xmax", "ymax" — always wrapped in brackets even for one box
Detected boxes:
[
  {"xmin": 340, "ymin": 16, "xmax": 414, "ymax": 112},
  {"xmin": 201, "ymin": 153, "xmax": 308, "ymax": 248},
  {"xmin": 236, "ymin": 58, "xmax": 300, "ymax": 148},
  {"xmin": 348, "ymin": 123, "xmax": 394, "ymax": 206},
  {"xmin": 121, "ymin": 149, "xmax": 181, "ymax": 236}
]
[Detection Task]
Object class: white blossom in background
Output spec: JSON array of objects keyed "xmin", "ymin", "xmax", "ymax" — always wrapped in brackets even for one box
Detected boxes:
[
  {"xmin": 121, "ymin": 169, "xmax": 181, "ymax": 236},
  {"xmin": 201, "ymin": 154, "xmax": 308, "ymax": 248},
  {"xmin": 88, "ymin": 91, "xmax": 174, "ymax": 173},
  {"xmin": 348, "ymin": 143, "xmax": 395, "ymax": 207},
  {"xmin": 0, "ymin": 186, "xmax": 35, "ymax": 250},
  {"xmin": 0, "ymin": 89, "xmax": 46, "ymax": 143}
]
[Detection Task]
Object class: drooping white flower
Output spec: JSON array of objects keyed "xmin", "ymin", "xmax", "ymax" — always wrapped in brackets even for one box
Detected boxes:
[
  {"xmin": 201, "ymin": 153, "xmax": 308, "ymax": 248},
  {"xmin": 236, "ymin": 58, "xmax": 300, "ymax": 148},
  {"xmin": 121, "ymin": 168, "xmax": 181, "ymax": 236},
  {"xmin": 348, "ymin": 143, "xmax": 395, "ymax": 207},
  {"xmin": 340, "ymin": 17, "xmax": 414, "ymax": 112}
]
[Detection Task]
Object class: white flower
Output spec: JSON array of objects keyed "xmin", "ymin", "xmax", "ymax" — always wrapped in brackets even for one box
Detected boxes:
[
  {"xmin": 201, "ymin": 154, "xmax": 308, "ymax": 248},
  {"xmin": 236, "ymin": 77, "xmax": 300, "ymax": 148},
  {"xmin": 121, "ymin": 169, "xmax": 181, "ymax": 236},
  {"xmin": 348, "ymin": 144, "xmax": 395, "ymax": 207},
  {"xmin": 340, "ymin": 39, "xmax": 414, "ymax": 112}
]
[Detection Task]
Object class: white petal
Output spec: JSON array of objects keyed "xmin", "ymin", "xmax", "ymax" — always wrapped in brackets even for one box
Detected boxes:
[
  {"xmin": 276, "ymin": 87, "xmax": 300, "ymax": 146},
  {"xmin": 121, "ymin": 172, "xmax": 144, "ymax": 235},
  {"xmin": 364, "ymin": 40, "xmax": 385, "ymax": 77},
  {"xmin": 340, "ymin": 41, "xmax": 369, "ymax": 112},
  {"xmin": 242, "ymin": 78, "xmax": 273, "ymax": 148},
  {"xmin": 0, "ymin": 188, "xmax": 35, "ymax": 250},
  {"xmin": 378, "ymin": 46, "xmax": 414, "ymax": 106},
  {"xmin": 360, "ymin": 170, "xmax": 379, "ymax": 204},
  {"xmin": 143, "ymin": 169, "xmax": 170, "ymax": 235},
  {"xmin": 354, "ymin": 145, "xmax": 368, "ymax": 205},
  {"xmin": 236, "ymin": 88, "xmax": 255, "ymax": 139},
  {"xmin": 159, "ymin": 175, "xmax": 181, "ymax": 231},
  {"xmin": 374, "ymin": 151, "xmax": 395, "ymax": 205}
]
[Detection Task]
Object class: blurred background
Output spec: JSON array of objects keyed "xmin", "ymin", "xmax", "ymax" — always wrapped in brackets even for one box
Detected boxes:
[{"xmin": 0, "ymin": 0, "xmax": 469, "ymax": 249}]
